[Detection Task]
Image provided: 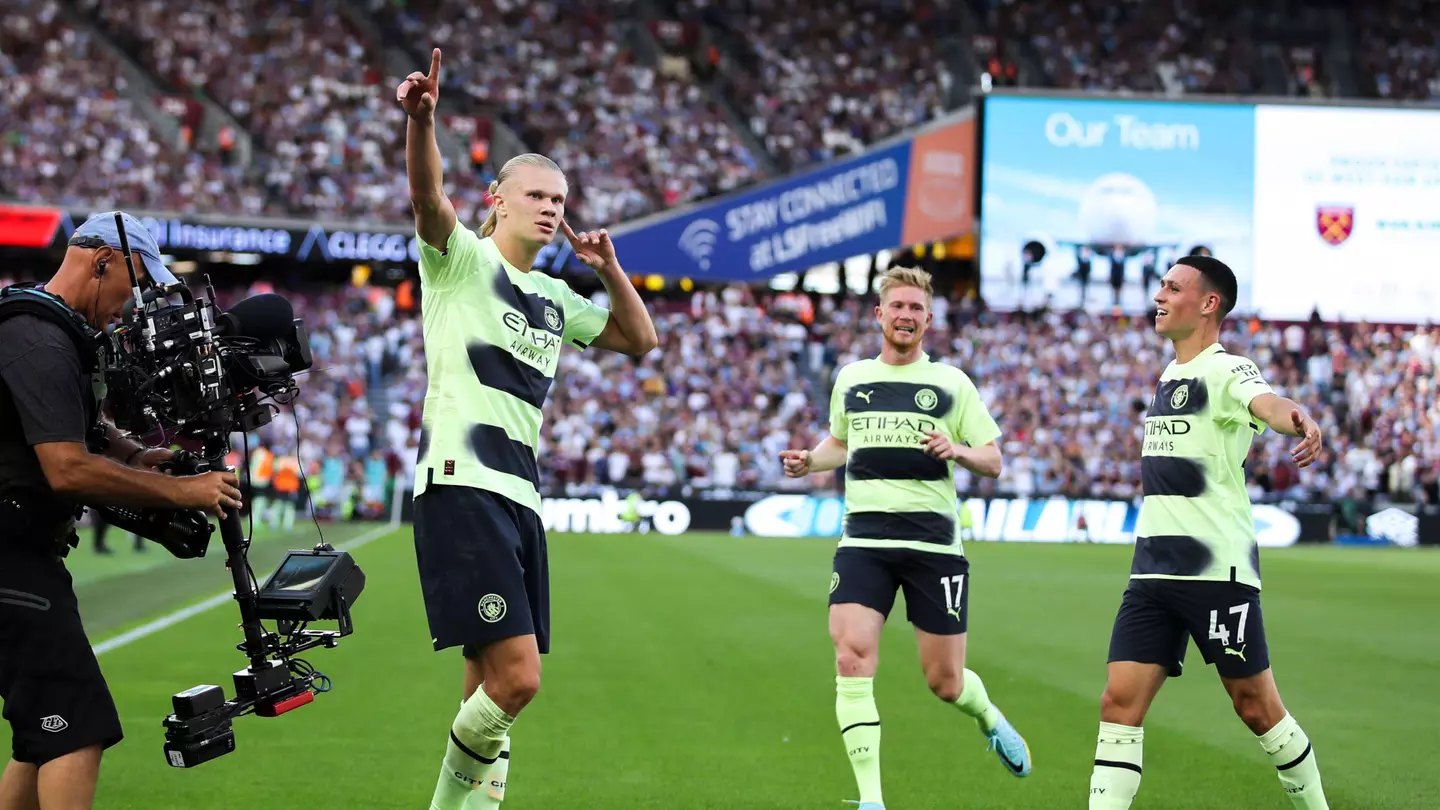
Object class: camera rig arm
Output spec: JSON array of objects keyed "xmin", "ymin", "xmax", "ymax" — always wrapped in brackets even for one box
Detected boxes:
[
  {"xmin": 100, "ymin": 213, "xmax": 360, "ymax": 769},
  {"xmin": 158, "ymin": 440, "xmax": 366, "ymax": 768}
]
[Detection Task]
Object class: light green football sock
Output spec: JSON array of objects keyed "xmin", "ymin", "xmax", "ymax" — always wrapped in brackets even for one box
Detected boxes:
[
  {"xmin": 430, "ymin": 686, "xmax": 514, "ymax": 810},
  {"xmin": 464, "ymin": 735, "xmax": 510, "ymax": 808},
  {"xmin": 1090, "ymin": 722, "xmax": 1143, "ymax": 809},
  {"xmin": 952, "ymin": 668, "xmax": 1002, "ymax": 732},
  {"xmin": 1259, "ymin": 714, "xmax": 1329, "ymax": 809},
  {"xmin": 836, "ymin": 675, "xmax": 883, "ymax": 805}
]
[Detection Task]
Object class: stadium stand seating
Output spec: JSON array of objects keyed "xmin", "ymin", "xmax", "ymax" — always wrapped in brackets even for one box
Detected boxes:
[
  {"xmin": 4, "ymin": 0, "xmax": 1438, "ymax": 531},
  {"xmin": 80, "ymin": 0, "xmax": 496, "ymax": 224},
  {"xmin": 198, "ymin": 281, "xmax": 1438, "ymax": 519},
  {"xmin": 0, "ymin": 0, "xmax": 255, "ymax": 213},
  {"xmin": 991, "ymin": 0, "xmax": 1261, "ymax": 93},
  {"xmin": 7, "ymin": 0, "xmax": 1411, "ymax": 220},
  {"xmin": 375, "ymin": 0, "xmax": 762, "ymax": 225},
  {"xmin": 676, "ymin": 0, "xmax": 959, "ymax": 173},
  {"xmin": 1356, "ymin": 0, "xmax": 1440, "ymax": 100}
]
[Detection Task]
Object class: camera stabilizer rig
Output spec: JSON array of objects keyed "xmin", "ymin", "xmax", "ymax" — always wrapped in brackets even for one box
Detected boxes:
[{"xmin": 94, "ymin": 214, "xmax": 366, "ymax": 768}]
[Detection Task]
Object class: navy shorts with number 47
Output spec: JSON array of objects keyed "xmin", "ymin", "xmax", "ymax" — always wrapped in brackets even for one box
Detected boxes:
[{"xmin": 1107, "ymin": 577, "xmax": 1270, "ymax": 679}]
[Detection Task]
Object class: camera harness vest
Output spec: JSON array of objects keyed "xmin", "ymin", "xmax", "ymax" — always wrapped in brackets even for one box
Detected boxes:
[{"xmin": 0, "ymin": 282, "xmax": 110, "ymax": 447}]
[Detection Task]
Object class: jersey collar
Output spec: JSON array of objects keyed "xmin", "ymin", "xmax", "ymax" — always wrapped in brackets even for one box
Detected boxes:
[
  {"xmin": 875, "ymin": 351, "xmax": 930, "ymax": 366},
  {"xmin": 1176, "ymin": 342, "xmax": 1224, "ymax": 366},
  {"xmin": 480, "ymin": 236, "xmax": 525, "ymax": 276}
]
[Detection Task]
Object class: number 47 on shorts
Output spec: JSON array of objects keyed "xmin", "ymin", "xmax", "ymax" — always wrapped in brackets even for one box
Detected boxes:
[{"xmin": 1207, "ymin": 602, "xmax": 1250, "ymax": 647}]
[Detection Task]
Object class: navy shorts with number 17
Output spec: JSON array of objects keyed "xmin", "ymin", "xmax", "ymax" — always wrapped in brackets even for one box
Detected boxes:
[{"xmin": 830, "ymin": 546, "xmax": 971, "ymax": 635}]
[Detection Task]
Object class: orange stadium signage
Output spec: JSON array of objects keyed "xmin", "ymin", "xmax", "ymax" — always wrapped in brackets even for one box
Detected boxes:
[
  {"xmin": 0, "ymin": 204, "xmax": 64, "ymax": 248},
  {"xmin": 901, "ymin": 118, "xmax": 976, "ymax": 247}
]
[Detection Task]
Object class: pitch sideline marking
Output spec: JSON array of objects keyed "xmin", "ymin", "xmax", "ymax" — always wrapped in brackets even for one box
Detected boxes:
[{"xmin": 93, "ymin": 521, "xmax": 401, "ymax": 657}]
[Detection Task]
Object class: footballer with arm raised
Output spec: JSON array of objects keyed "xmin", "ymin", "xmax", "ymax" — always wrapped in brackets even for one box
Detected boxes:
[
  {"xmin": 398, "ymin": 49, "xmax": 658, "ymax": 810},
  {"xmin": 1087, "ymin": 255, "xmax": 1330, "ymax": 810}
]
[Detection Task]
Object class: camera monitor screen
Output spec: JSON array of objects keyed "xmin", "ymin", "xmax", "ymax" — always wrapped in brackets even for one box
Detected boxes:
[{"xmin": 263, "ymin": 554, "xmax": 334, "ymax": 594}]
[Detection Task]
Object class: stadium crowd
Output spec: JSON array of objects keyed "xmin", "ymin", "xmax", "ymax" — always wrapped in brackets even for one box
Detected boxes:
[
  {"xmin": 377, "ymin": 0, "xmax": 762, "ymax": 226},
  {"xmin": 681, "ymin": 0, "xmax": 958, "ymax": 172},
  {"xmin": 4, "ymin": 0, "xmax": 1438, "ymax": 542},
  {"xmin": 0, "ymin": 0, "xmax": 255, "ymax": 214},
  {"xmin": 1356, "ymin": 0, "xmax": 1440, "ymax": 100},
  {"xmin": 196, "ymin": 281, "xmax": 1440, "ymax": 530},
  {"xmin": 6, "ymin": 0, "xmax": 1437, "ymax": 222},
  {"xmin": 989, "ymin": 0, "xmax": 1260, "ymax": 93}
]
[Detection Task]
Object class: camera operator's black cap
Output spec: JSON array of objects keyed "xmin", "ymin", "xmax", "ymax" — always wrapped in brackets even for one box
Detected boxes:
[{"xmin": 70, "ymin": 211, "xmax": 178, "ymax": 286}]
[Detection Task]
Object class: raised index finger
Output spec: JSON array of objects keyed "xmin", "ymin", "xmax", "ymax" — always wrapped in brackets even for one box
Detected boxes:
[
  {"xmin": 560, "ymin": 219, "xmax": 582, "ymax": 245},
  {"xmin": 429, "ymin": 48, "xmax": 442, "ymax": 81}
]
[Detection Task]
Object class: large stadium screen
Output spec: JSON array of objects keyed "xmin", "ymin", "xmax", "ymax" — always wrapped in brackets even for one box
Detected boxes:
[
  {"xmin": 979, "ymin": 95, "xmax": 1256, "ymax": 314},
  {"xmin": 1253, "ymin": 104, "xmax": 1440, "ymax": 323}
]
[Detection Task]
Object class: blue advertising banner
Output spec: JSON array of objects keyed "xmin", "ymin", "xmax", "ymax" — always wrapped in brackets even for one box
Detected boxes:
[
  {"xmin": 980, "ymin": 96, "xmax": 1256, "ymax": 313},
  {"xmin": 609, "ymin": 115, "xmax": 976, "ymax": 280},
  {"xmin": 741, "ymin": 494, "xmax": 1303, "ymax": 547}
]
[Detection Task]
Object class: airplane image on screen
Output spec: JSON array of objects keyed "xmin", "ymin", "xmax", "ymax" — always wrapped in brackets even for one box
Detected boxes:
[{"xmin": 1015, "ymin": 172, "xmax": 1219, "ymax": 310}]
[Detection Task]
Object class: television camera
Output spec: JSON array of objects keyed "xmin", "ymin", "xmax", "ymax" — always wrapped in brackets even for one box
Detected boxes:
[{"xmin": 92, "ymin": 214, "xmax": 366, "ymax": 768}]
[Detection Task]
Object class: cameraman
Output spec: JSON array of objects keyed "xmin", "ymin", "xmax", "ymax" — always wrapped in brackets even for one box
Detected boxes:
[{"xmin": 0, "ymin": 212, "xmax": 243, "ymax": 810}]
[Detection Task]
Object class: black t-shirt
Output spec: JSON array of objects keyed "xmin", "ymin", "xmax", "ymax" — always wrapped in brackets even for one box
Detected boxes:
[{"xmin": 0, "ymin": 313, "xmax": 94, "ymax": 513}]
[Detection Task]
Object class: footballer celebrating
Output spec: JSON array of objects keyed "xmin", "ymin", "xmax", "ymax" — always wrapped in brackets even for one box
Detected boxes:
[
  {"xmin": 780, "ymin": 267, "xmax": 1032, "ymax": 810},
  {"xmin": 398, "ymin": 49, "xmax": 658, "ymax": 810},
  {"xmin": 1088, "ymin": 256, "xmax": 1329, "ymax": 809}
]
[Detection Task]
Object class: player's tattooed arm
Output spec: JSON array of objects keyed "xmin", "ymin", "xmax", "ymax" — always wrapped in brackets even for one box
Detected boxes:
[{"xmin": 1248, "ymin": 393, "xmax": 1323, "ymax": 468}]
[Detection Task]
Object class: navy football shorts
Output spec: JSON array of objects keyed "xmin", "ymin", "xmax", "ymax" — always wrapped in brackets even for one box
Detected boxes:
[
  {"xmin": 413, "ymin": 484, "xmax": 550, "ymax": 656},
  {"xmin": 830, "ymin": 546, "xmax": 971, "ymax": 635},
  {"xmin": 1107, "ymin": 578, "xmax": 1270, "ymax": 679}
]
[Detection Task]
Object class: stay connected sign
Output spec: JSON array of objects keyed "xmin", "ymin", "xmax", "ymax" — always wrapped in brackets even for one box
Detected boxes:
[{"xmin": 610, "ymin": 113, "xmax": 976, "ymax": 280}]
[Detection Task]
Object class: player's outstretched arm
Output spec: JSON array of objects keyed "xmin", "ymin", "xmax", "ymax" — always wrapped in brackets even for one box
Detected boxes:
[
  {"xmin": 780, "ymin": 437, "xmax": 848, "ymax": 478},
  {"xmin": 398, "ymin": 48, "xmax": 457, "ymax": 251},
  {"xmin": 562, "ymin": 221, "xmax": 658, "ymax": 357},
  {"xmin": 1248, "ymin": 393, "xmax": 1323, "ymax": 467}
]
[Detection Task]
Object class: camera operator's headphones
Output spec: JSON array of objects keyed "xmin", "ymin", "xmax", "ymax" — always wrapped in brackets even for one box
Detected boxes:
[{"xmin": 0, "ymin": 283, "xmax": 106, "ymax": 373}]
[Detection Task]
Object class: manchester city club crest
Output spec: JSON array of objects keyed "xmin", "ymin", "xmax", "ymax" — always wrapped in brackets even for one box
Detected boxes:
[
  {"xmin": 1170, "ymin": 383, "xmax": 1190, "ymax": 411},
  {"xmin": 478, "ymin": 593, "xmax": 507, "ymax": 623},
  {"xmin": 915, "ymin": 388, "xmax": 938, "ymax": 411},
  {"xmin": 544, "ymin": 306, "xmax": 561, "ymax": 331},
  {"xmin": 1316, "ymin": 205, "xmax": 1354, "ymax": 246}
]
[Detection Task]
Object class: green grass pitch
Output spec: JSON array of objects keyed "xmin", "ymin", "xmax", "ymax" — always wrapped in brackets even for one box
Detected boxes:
[{"xmin": 6, "ymin": 525, "xmax": 1439, "ymax": 809}]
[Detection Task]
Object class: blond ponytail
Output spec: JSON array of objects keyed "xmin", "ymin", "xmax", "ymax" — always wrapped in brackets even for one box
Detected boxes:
[
  {"xmin": 481, "ymin": 153, "xmax": 565, "ymax": 238},
  {"xmin": 480, "ymin": 179, "xmax": 501, "ymax": 237}
]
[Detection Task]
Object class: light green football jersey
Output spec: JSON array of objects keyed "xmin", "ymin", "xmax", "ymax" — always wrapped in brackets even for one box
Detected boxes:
[
  {"xmin": 413, "ymin": 223, "xmax": 610, "ymax": 513},
  {"xmin": 828, "ymin": 353, "xmax": 1002, "ymax": 557},
  {"xmin": 1133, "ymin": 342, "xmax": 1275, "ymax": 589}
]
